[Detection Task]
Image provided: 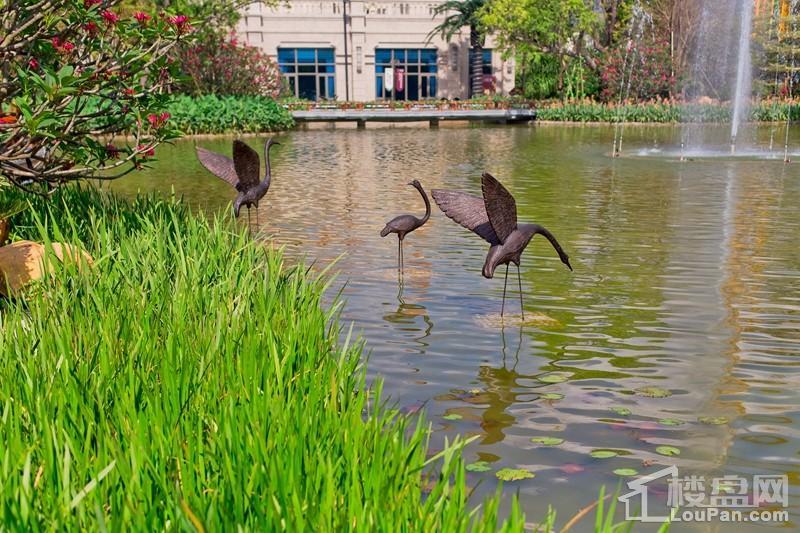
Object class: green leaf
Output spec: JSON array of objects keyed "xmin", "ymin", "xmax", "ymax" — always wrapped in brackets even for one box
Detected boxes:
[
  {"xmin": 495, "ymin": 468, "xmax": 535, "ymax": 481},
  {"xmin": 613, "ymin": 468, "xmax": 639, "ymax": 476},
  {"xmin": 530, "ymin": 436, "xmax": 563, "ymax": 446},
  {"xmin": 539, "ymin": 393, "xmax": 564, "ymax": 400},
  {"xmin": 590, "ymin": 450, "xmax": 618, "ymax": 459},
  {"xmin": 538, "ymin": 372, "xmax": 570, "ymax": 384},
  {"xmin": 442, "ymin": 413, "xmax": 462, "ymax": 421},
  {"xmin": 656, "ymin": 446, "xmax": 680, "ymax": 457},
  {"xmin": 465, "ymin": 461, "xmax": 492, "ymax": 472},
  {"xmin": 635, "ymin": 387, "xmax": 672, "ymax": 398},
  {"xmin": 611, "ymin": 407, "xmax": 631, "ymax": 416},
  {"xmin": 658, "ymin": 418, "xmax": 684, "ymax": 426},
  {"xmin": 698, "ymin": 416, "xmax": 729, "ymax": 425}
]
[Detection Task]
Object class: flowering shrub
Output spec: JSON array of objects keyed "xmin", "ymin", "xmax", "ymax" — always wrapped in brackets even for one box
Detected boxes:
[
  {"xmin": 597, "ymin": 39, "xmax": 677, "ymax": 102},
  {"xmin": 0, "ymin": 0, "xmax": 193, "ymax": 191},
  {"xmin": 177, "ymin": 34, "xmax": 281, "ymax": 98}
]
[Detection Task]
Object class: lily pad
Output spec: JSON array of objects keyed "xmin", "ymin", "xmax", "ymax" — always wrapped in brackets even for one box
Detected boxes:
[
  {"xmin": 538, "ymin": 373, "xmax": 570, "ymax": 384},
  {"xmin": 635, "ymin": 387, "xmax": 673, "ymax": 398},
  {"xmin": 540, "ymin": 393, "xmax": 564, "ymax": 401},
  {"xmin": 656, "ymin": 446, "xmax": 681, "ymax": 457},
  {"xmin": 614, "ymin": 468, "xmax": 639, "ymax": 476},
  {"xmin": 611, "ymin": 407, "xmax": 632, "ymax": 416},
  {"xmin": 658, "ymin": 418, "xmax": 685, "ymax": 426},
  {"xmin": 466, "ymin": 461, "xmax": 492, "ymax": 472},
  {"xmin": 442, "ymin": 413, "xmax": 463, "ymax": 421},
  {"xmin": 590, "ymin": 450, "xmax": 618, "ymax": 459},
  {"xmin": 698, "ymin": 416, "xmax": 729, "ymax": 425},
  {"xmin": 530, "ymin": 436, "xmax": 564, "ymax": 446},
  {"xmin": 495, "ymin": 468, "xmax": 535, "ymax": 481}
]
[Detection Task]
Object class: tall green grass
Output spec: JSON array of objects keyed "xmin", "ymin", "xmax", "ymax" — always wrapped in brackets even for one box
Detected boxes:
[{"xmin": 0, "ymin": 188, "xmax": 524, "ymax": 530}]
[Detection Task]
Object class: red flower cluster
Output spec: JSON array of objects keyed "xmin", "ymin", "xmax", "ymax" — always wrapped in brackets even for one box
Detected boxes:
[
  {"xmin": 51, "ymin": 37, "xmax": 75, "ymax": 55},
  {"xmin": 133, "ymin": 12, "xmax": 151, "ymax": 25},
  {"xmin": 101, "ymin": 9, "xmax": 119, "ymax": 25},
  {"xmin": 28, "ymin": 58, "xmax": 39, "ymax": 69},
  {"xmin": 83, "ymin": 0, "xmax": 102, "ymax": 7},
  {"xmin": 147, "ymin": 112, "xmax": 170, "ymax": 128},
  {"xmin": 168, "ymin": 15, "xmax": 191, "ymax": 35}
]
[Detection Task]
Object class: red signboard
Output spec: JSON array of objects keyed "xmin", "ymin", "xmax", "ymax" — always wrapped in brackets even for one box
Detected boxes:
[{"xmin": 395, "ymin": 68, "xmax": 405, "ymax": 92}]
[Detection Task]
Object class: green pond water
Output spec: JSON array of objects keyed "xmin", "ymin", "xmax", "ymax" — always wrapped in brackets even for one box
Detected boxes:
[{"xmin": 113, "ymin": 124, "xmax": 800, "ymax": 530}]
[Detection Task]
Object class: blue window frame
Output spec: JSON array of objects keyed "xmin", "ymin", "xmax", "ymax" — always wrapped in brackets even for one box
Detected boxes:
[
  {"xmin": 375, "ymin": 48, "xmax": 437, "ymax": 100},
  {"xmin": 278, "ymin": 47, "xmax": 335, "ymax": 100}
]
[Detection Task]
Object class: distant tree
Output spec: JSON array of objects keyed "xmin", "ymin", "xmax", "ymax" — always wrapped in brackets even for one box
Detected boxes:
[
  {"xmin": 754, "ymin": 3, "xmax": 800, "ymax": 97},
  {"xmin": 428, "ymin": 0, "xmax": 487, "ymax": 97},
  {"xmin": 479, "ymin": 0, "xmax": 599, "ymax": 95}
]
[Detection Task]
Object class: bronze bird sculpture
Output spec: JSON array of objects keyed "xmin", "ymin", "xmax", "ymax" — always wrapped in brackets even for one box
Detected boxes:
[
  {"xmin": 432, "ymin": 172, "xmax": 572, "ymax": 318},
  {"xmin": 380, "ymin": 179, "xmax": 431, "ymax": 272},
  {"xmin": 196, "ymin": 139, "xmax": 279, "ymax": 221}
]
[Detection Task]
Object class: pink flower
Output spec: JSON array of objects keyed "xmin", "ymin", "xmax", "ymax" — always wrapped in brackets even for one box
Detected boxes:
[
  {"xmin": 52, "ymin": 37, "xmax": 75, "ymax": 55},
  {"xmin": 101, "ymin": 9, "xmax": 119, "ymax": 25},
  {"xmin": 105, "ymin": 143, "xmax": 120, "ymax": 159},
  {"xmin": 28, "ymin": 58, "xmax": 39, "ymax": 69},
  {"xmin": 84, "ymin": 0, "xmax": 102, "ymax": 7},
  {"xmin": 168, "ymin": 14, "xmax": 192, "ymax": 34},
  {"xmin": 83, "ymin": 21, "xmax": 99, "ymax": 35},
  {"xmin": 146, "ymin": 112, "xmax": 170, "ymax": 128},
  {"xmin": 123, "ymin": 88, "xmax": 135, "ymax": 96},
  {"xmin": 133, "ymin": 12, "xmax": 151, "ymax": 24},
  {"xmin": 137, "ymin": 144, "xmax": 155, "ymax": 157}
]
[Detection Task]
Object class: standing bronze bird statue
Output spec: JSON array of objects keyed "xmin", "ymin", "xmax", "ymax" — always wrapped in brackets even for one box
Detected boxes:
[
  {"xmin": 380, "ymin": 179, "xmax": 431, "ymax": 272},
  {"xmin": 432, "ymin": 172, "xmax": 572, "ymax": 319},
  {"xmin": 195, "ymin": 138, "xmax": 279, "ymax": 223}
]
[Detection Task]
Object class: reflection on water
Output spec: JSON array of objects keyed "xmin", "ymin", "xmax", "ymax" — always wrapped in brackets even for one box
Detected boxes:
[{"xmin": 112, "ymin": 124, "xmax": 800, "ymax": 529}]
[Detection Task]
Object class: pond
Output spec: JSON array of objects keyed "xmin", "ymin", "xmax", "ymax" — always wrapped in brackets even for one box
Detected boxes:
[{"xmin": 113, "ymin": 124, "xmax": 800, "ymax": 529}]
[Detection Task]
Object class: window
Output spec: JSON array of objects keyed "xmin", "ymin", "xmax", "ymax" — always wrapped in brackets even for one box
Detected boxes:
[
  {"xmin": 375, "ymin": 48, "xmax": 437, "ymax": 100},
  {"xmin": 278, "ymin": 48, "xmax": 336, "ymax": 100}
]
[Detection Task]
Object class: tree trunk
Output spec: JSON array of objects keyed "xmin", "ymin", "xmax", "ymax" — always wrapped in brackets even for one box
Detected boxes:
[{"xmin": 470, "ymin": 26, "xmax": 483, "ymax": 98}]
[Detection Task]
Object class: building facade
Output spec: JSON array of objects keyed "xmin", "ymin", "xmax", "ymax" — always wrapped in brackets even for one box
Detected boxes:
[{"xmin": 236, "ymin": 1, "xmax": 514, "ymax": 101}]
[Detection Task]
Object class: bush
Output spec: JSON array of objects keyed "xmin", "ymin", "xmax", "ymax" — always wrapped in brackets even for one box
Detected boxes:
[
  {"xmin": 0, "ymin": 0, "xmax": 190, "ymax": 189},
  {"xmin": 598, "ymin": 40, "xmax": 677, "ymax": 102},
  {"xmin": 166, "ymin": 94, "xmax": 294, "ymax": 133},
  {"xmin": 0, "ymin": 187, "xmax": 525, "ymax": 530},
  {"xmin": 177, "ymin": 33, "xmax": 282, "ymax": 98},
  {"xmin": 534, "ymin": 99, "xmax": 800, "ymax": 123}
]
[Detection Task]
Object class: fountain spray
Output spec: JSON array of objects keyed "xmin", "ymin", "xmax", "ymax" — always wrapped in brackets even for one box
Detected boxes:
[
  {"xmin": 783, "ymin": 0, "xmax": 798, "ymax": 162},
  {"xmin": 730, "ymin": 0, "xmax": 754, "ymax": 155}
]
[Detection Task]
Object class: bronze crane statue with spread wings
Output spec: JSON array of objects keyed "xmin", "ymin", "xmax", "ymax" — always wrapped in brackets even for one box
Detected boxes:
[
  {"xmin": 432, "ymin": 172, "xmax": 572, "ymax": 318},
  {"xmin": 195, "ymin": 139, "xmax": 280, "ymax": 222},
  {"xmin": 380, "ymin": 179, "xmax": 431, "ymax": 273}
]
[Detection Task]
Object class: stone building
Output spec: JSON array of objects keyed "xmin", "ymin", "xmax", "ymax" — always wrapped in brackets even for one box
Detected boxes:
[{"xmin": 236, "ymin": 1, "xmax": 515, "ymax": 101}]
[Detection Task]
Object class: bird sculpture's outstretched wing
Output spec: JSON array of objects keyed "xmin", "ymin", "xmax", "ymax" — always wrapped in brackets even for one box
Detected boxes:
[
  {"xmin": 232, "ymin": 140, "xmax": 260, "ymax": 191},
  {"xmin": 431, "ymin": 189, "xmax": 500, "ymax": 245},
  {"xmin": 481, "ymin": 172, "xmax": 517, "ymax": 243},
  {"xmin": 196, "ymin": 146, "xmax": 239, "ymax": 188}
]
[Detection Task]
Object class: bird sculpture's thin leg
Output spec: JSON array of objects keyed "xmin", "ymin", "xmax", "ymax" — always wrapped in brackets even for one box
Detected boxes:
[
  {"xmin": 517, "ymin": 263, "xmax": 525, "ymax": 321},
  {"xmin": 397, "ymin": 237, "xmax": 402, "ymax": 273},
  {"xmin": 247, "ymin": 207, "xmax": 252, "ymax": 229},
  {"xmin": 501, "ymin": 264, "xmax": 509, "ymax": 317},
  {"xmin": 400, "ymin": 238, "xmax": 405, "ymax": 273}
]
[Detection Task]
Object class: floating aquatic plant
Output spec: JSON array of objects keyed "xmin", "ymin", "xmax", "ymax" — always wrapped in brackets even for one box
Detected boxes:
[
  {"xmin": 590, "ymin": 450, "xmax": 619, "ymax": 459},
  {"xmin": 496, "ymin": 468, "xmax": 535, "ymax": 481},
  {"xmin": 656, "ymin": 446, "xmax": 681, "ymax": 457},
  {"xmin": 530, "ymin": 436, "xmax": 564, "ymax": 446},
  {"xmin": 466, "ymin": 461, "xmax": 492, "ymax": 472},
  {"xmin": 635, "ymin": 386, "xmax": 673, "ymax": 398}
]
